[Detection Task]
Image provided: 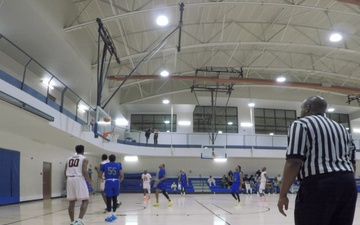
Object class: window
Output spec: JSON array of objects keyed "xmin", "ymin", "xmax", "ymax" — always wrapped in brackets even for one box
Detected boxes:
[
  {"xmin": 254, "ymin": 108, "xmax": 296, "ymax": 135},
  {"xmin": 327, "ymin": 113, "xmax": 350, "ymax": 131},
  {"xmin": 130, "ymin": 114, "xmax": 177, "ymax": 132},
  {"xmin": 193, "ymin": 106, "xmax": 238, "ymax": 133}
]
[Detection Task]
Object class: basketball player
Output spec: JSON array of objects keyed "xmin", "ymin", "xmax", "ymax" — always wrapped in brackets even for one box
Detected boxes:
[
  {"xmin": 95, "ymin": 154, "xmax": 109, "ymax": 211},
  {"xmin": 178, "ymin": 169, "xmax": 188, "ymax": 196},
  {"xmin": 153, "ymin": 163, "xmax": 172, "ymax": 207},
  {"xmin": 141, "ymin": 170, "xmax": 152, "ymax": 201},
  {"xmin": 98, "ymin": 154, "xmax": 124, "ymax": 222},
  {"xmin": 231, "ymin": 165, "xmax": 242, "ymax": 205},
  {"xmin": 64, "ymin": 145, "xmax": 92, "ymax": 225}
]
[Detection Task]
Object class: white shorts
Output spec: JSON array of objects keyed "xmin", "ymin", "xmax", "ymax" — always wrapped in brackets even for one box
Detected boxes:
[
  {"xmin": 100, "ymin": 180, "xmax": 105, "ymax": 191},
  {"xmin": 143, "ymin": 183, "xmax": 151, "ymax": 191},
  {"xmin": 259, "ymin": 181, "xmax": 266, "ymax": 191},
  {"xmin": 66, "ymin": 177, "xmax": 89, "ymax": 201}
]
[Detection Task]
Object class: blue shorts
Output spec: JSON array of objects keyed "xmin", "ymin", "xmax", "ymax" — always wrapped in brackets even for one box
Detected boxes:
[
  {"xmin": 231, "ymin": 182, "xmax": 240, "ymax": 193},
  {"xmin": 156, "ymin": 181, "xmax": 167, "ymax": 191},
  {"xmin": 104, "ymin": 179, "xmax": 120, "ymax": 197},
  {"xmin": 181, "ymin": 181, "xmax": 187, "ymax": 188}
]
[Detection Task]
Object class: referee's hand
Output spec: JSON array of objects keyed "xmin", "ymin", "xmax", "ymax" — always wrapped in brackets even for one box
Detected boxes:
[{"xmin": 277, "ymin": 196, "xmax": 289, "ymax": 217}]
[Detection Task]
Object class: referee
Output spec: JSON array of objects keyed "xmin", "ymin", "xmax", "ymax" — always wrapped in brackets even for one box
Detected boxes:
[{"xmin": 277, "ymin": 96, "xmax": 357, "ymax": 225}]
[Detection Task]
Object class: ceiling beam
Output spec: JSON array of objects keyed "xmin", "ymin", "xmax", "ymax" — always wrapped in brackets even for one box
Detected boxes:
[
  {"xmin": 107, "ymin": 75, "xmax": 360, "ymax": 95},
  {"xmin": 64, "ymin": 2, "xmax": 360, "ymax": 32}
]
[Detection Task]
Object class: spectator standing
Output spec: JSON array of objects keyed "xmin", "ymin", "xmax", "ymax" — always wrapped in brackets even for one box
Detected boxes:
[
  {"xmin": 145, "ymin": 128, "xmax": 152, "ymax": 144},
  {"xmin": 277, "ymin": 96, "xmax": 357, "ymax": 225},
  {"xmin": 153, "ymin": 129, "xmax": 159, "ymax": 145}
]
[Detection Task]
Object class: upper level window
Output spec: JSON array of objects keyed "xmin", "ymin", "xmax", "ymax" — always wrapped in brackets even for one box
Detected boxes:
[
  {"xmin": 254, "ymin": 108, "xmax": 296, "ymax": 135},
  {"xmin": 193, "ymin": 106, "xmax": 238, "ymax": 133},
  {"xmin": 326, "ymin": 113, "xmax": 350, "ymax": 131},
  {"xmin": 130, "ymin": 114, "xmax": 177, "ymax": 132}
]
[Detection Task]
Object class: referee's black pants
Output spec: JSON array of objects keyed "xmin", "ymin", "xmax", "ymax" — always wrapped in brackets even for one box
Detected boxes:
[{"xmin": 295, "ymin": 172, "xmax": 357, "ymax": 225}]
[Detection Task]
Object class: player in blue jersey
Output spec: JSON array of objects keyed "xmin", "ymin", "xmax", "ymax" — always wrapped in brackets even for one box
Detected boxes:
[
  {"xmin": 153, "ymin": 163, "xmax": 172, "ymax": 207},
  {"xmin": 178, "ymin": 169, "xmax": 188, "ymax": 196},
  {"xmin": 231, "ymin": 165, "xmax": 243, "ymax": 205},
  {"xmin": 99, "ymin": 154, "xmax": 124, "ymax": 222}
]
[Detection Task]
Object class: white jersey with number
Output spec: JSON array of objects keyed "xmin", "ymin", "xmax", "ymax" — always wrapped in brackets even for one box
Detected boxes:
[
  {"xmin": 66, "ymin": 154, "xmax": 86, "ymax": 177},
  {"xmin": 142, "ymin": 173, "xmax": 152, "ymax": 185}
]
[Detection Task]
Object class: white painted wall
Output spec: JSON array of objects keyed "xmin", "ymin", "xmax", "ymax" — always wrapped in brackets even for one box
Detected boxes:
[{"xmin": 0, "ymin": 129, "xmax": 98, "ymax": 201}]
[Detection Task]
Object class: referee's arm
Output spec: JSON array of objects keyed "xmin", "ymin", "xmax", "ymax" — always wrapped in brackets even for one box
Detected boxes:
[{"xmin": 277, "ymin": 157, "xmax": 302, "ymax": 217}]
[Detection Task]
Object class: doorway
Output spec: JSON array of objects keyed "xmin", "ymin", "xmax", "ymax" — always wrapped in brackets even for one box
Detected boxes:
[{"xmin": 42, "ymin": 162, "xmax": 52, "ymax": 199}]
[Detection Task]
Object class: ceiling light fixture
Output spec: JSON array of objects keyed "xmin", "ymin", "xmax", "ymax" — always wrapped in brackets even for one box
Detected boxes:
[
  {"xmin": 276, "ymin": 76, "xmax": 286, "ymax": 82},
  {"xmin": 329, "ymin": 33, "xmax": 342, "ymax": 42},
  {"xmin": 240, "ymin": 122, "xmax": 253, "ymax": 127},
  {"xmin": 42, "ymin": 80, "xmax": 54, "ymax": 90},
  {"xmin": 124, "ymin": 156, "xmax": 138, "ymax": 162},
  {"xmin": 115, "ymin": 118, "xmax": 128, "ymax": 126},
  {"xmin": 214, "ymin": 158, "xmax": 227, "ymax": 162},
  {"xmin": 327, "ymin": 107, "xmax": 335, "ymax": 112},
  {"xmin": 156, "ymin": 15, "xmax": 168, "ymax": 26},
  {"xmin": 353, "ymin": 128, "xmax": 360, "ymax": 133},
  {"xmin": 163, "ymin": 99, "xmax": 170, "ymax": 104},
  {"xmin": 248, "ymin": 102, "xmax": 255, "ymax": 107},
  {"xmin": 227, "ymin": 122, "xmax": 233, "ymax": 125},
  {"xmin": 178, "ymin": 121, "xmax": 191, "ymax": 126},
  {"xmin": 160, "ymin": 70, "xmax": 169, "ymax": 77}
]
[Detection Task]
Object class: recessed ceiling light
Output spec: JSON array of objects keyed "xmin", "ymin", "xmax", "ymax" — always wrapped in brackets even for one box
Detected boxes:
[
  {"xmin": 163, "ymin": 99, "xmax": 170, "ymax": 104},
  {"xmin": 240, "ymin": 122, "xmax": 253, "ymax": 127},
  {"xmin": 248, "ymin": 102, "xmax": 255, "ymax": 107},
  {"xmin": 214, "ymin": 158, "xmax": 227, "ymax": 162},
  {"xmin": 269, "ymin": 133, "xmax": 274, "ymax": 136},
  {"xmin": 124, "ymin": 156, "xmax": 138, "ymax": 162},
  {"xmin": 178, "ymin": 121, "xmax": 191, "ymax": 126},
  {"xmin": 164, "ymin": 120, "xmax": 170, "ymax": 124},
  {"xmin": 156, "ymin": 15, "xmax": 168, "ymax": 26},
  {"xmin": 327, "ymin": 108, "xmax": 335, "ymax": 112},
  {"xmin": 218, "ymin": 131, "xmax": 223, "ymax": 134},
  {"xmin": 353, "ymin": 128, "xmax": 360, "ymax": 133},
  {"xmin": 329, "ymin": 33, "xmax": 342, "ymax": 42},
  {"xmin": 42, "ymin": 80, "xmax": 54, "ymax": 90},
  {"xmin": 227, "ymin": 122, "xmax": 233, "ymax": 125},
  {"xmin": 276, "ymin": 76, "xmax": 286, "ymax": 82},
  {"xmin": 160, "ymin": 70, "xmax": 169, "ymax": 77},
  {"xmin": 115, "ymin": 118, "xmax": 128, "ymax": 126}
]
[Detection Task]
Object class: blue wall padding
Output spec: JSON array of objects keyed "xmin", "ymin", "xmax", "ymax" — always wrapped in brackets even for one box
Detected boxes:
[{"xmin": 0, "ymin": 148, "xmax": 20, "ymax": 205}]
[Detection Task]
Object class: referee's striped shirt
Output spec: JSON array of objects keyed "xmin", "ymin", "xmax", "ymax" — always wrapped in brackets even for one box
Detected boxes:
[{"xmin": 286, "ymin": 115, "xmax": 356, "ymax": 180}]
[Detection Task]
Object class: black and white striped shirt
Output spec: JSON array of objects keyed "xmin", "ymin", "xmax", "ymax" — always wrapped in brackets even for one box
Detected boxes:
[{"xmin": 286, "ymin": 115, "xmax": 356, "ymax": 180}]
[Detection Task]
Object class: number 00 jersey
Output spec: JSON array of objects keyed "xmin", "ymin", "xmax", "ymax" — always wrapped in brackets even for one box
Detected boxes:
[{"xmin": 66, "ymin": 154, "xmax": 86, "ymax": 177}]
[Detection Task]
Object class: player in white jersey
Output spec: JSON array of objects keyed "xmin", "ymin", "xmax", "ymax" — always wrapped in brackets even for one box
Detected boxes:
[
  {"xmin": 95, "ymin": 154, "xmax": 109, "ymax": 207},
  {"xmin": 141, "ymin": 170, "xmax": 152, "ymax": 201},
  {"xmin": 65, "ymin": 145, "xmax": 92, "ymax": 225},
  {"xmin": 259, "ymin": 167, "xmax": 269, "ymax": 197}
]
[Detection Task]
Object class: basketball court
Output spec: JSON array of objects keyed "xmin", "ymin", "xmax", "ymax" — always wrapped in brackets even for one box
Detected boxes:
[{"xmin": 1, "ymin": 193, "xmax": 359, "ymax": 225}]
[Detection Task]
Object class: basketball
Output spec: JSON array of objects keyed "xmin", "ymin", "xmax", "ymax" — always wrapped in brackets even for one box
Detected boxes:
[{"xmin": 103, "ymin": 117, "xmax": 111, "ymax": 122}]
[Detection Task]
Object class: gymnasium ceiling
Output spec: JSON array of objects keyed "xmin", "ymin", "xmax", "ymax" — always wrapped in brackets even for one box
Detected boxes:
[{"xmin": 2, "ymin": 0, "xmax": 360, "ymax": 116}]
